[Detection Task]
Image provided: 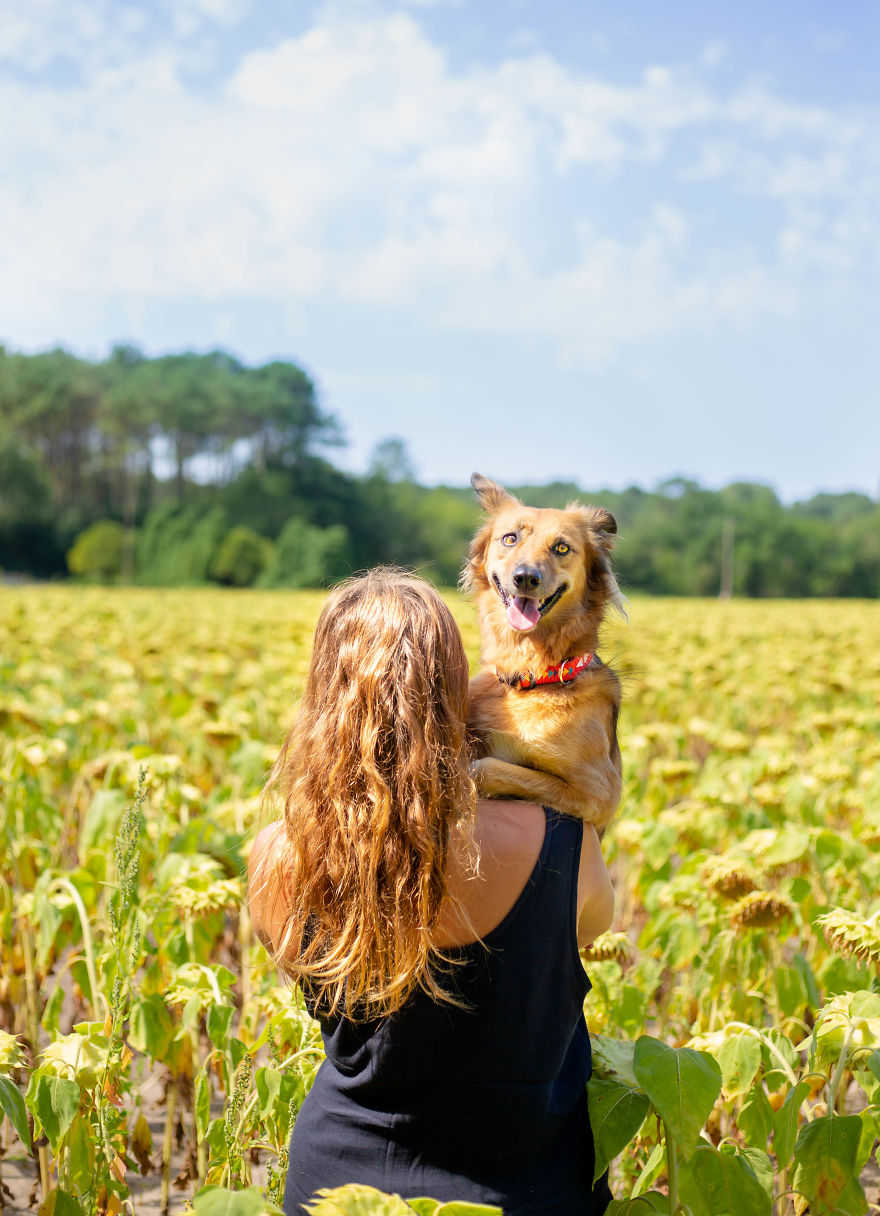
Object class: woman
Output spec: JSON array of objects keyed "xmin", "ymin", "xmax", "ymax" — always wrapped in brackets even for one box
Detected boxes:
[{"xmin": 249, "ymin": 569, "xmax": 614, "ymax": 1214}]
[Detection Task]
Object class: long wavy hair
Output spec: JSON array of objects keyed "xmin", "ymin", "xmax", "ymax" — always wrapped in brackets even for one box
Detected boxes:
[{"xmin": 260, "ymin": 568, "xmax": 476, "ymax": 1019}]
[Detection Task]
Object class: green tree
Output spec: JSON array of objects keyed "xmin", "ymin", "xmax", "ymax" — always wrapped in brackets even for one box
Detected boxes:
[
  {"xmin": 260, "ymin": 519, "xmax": 351, "ymax": 588},
  {"xmin": 210, "ymin": 526, "xmax": 273, "ymax": 587},
  {"xmin": 148, "ymin": 351, "xmax": 244, "ymax": 499},
  {"xmin": 240, "ymin": 361, "xmax": 342, "ymax": 470},
  {"xmin": 135, "ymin": 503, "xmax": 229, "ymax": 585},
  {"xmin": 67, "ymin": 520, "xmax": 125, "ymax": 582},
  {"xmin": 0, "ymin": 347, "xmax": 103, "ymax": 511},
  {"xmin": 0, "ymin": 439, "xmax": 65, "ymax": 576}
]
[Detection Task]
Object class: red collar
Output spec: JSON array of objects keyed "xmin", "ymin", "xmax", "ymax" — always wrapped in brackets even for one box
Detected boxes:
[{"xmin": 498, "ymin": 652, "xmax": 594, "ymax": 692}]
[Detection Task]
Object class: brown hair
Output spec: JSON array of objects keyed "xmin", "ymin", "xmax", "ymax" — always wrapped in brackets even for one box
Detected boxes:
[{"xmin": 260, "ymin": 568, "xmax": 476, "ymax": 1019}]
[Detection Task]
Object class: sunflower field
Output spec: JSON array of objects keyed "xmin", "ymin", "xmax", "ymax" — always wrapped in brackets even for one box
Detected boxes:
[{"xmin": 1, "ymin": 587, "xmax": 879, "ymax": 1216}]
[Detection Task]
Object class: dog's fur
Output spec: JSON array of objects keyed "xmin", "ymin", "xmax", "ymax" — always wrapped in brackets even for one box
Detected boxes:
[{"xmin": 463, "ymin": 473, "xmax": 623, "ymax": 828}]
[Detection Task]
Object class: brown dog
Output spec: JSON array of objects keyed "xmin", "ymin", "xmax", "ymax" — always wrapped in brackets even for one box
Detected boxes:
[{"xmin": 463, "ymin": 473, "xmax": 623, "ymax": 829}]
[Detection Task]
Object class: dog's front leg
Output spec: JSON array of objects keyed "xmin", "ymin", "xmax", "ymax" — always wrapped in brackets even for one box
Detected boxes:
[{"xmin": 472, "ymin": 756, "xmax": 611, "ymax": 828}]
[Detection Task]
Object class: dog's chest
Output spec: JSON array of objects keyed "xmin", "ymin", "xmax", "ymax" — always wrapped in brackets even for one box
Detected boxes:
[{"xmin": 484, "ymin": 689, "xmax": 577, "ymax": 762}]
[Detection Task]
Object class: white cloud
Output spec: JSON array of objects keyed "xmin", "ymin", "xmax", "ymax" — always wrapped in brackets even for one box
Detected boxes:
[
  {"xmin": 1, "ymin": 3, "xmax": 878, "ymax": 368},
  {"xmin": 0, "ymin": 1, "xmax": 136, "ymax": 71},
  {"xmin": 0, "ymin": 0, "xmax": 247, "ymax": 72}
]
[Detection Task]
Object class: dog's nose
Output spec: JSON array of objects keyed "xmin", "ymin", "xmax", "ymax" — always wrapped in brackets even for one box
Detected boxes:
[{"xmin": 513, "ymin": 566, "xmax": 542, "ymax": 592}]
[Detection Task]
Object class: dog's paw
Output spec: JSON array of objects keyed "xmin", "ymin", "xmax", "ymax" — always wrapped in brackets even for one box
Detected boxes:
[{"xmin": 470, "ymin": 757, "xmax": 491, "ymax": 790}]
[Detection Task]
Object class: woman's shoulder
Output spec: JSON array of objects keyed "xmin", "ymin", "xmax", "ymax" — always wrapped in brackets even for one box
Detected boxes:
[
  {"xmin": 248, "ymin": 820, "xmax": 285, "ymax": 880},
  {"xmin": 434, "ymin": 801, "xmax": 546, "ymax": 948},
  {"xmin": 247, "ymin": 820, "xmax": 287, "ymax": 953},
  {"xmin": 473, "ymin": 797, "xmax": 546, "ymax": 859}
]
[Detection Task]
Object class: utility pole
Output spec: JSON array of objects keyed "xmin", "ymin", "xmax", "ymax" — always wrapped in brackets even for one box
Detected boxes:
[{"xmin": 719, "ymin": 516, "xmax": 735, "ymax": 599}]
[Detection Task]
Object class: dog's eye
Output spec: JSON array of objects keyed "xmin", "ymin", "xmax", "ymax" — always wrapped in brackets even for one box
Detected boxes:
[
  {"xmin": 553, "ymin": 542, "xmax": 571, "ymax": 556},
  {"xmin": 501, "ymin": 533, "xmax": 517, "ymax": 546}
]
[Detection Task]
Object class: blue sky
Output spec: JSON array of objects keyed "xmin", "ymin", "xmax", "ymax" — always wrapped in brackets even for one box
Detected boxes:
[{"xmin": 1, "ymin": 0, "xmax": 878, "ymax": 500}]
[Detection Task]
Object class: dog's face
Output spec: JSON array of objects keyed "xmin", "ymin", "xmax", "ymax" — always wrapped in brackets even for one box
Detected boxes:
[{"xmin": 464, "ymin": 473, "xmax": 619, "ymax": 637}]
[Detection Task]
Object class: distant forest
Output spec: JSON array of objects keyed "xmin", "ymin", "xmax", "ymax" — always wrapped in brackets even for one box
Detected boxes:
[{"xmin": 1, "ymin": 345, "xmax": 878, "ymax": 596}]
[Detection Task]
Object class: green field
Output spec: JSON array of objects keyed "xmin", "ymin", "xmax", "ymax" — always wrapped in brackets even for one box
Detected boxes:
[{"xmin": 1, "ymin": 589, "xmax": 879, "ymax": 1215}]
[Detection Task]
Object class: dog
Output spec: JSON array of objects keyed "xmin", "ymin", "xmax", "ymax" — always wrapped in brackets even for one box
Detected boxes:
[{"xmin": 463, "ymin": 473, "xmax": 623, "ymax": 829}]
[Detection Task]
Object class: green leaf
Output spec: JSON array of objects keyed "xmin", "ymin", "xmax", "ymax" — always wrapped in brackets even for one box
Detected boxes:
[
  {"xmin": 588, "ymin": 1077, "xmax": 651, "ymax": 1182},
  {"xmin": 205, "ymin": 1116, "xmax": 227, "ymax": 1160},
  {"xmin": 591, "ymin": 1035, "xmax": 640, "ymax": 1088},
  {"xmin": 129, "ymin": 995, "xmax": 176, "ymax": 1061},
  {"xmin": 738, "ymin": 1147, "xmax": 774, "ymax": 1198},
  {"xmin": 605, "ymin": 1196, "xmax": 669, "ymax": 1214},
  {"xmin": 67, "ymin": 1116, "xmax": 93, "ymax": 1194},
  {"xmin": 678, "ymin": 1144, "xmax": 772, "ymax": 1216},
  {"xmin": 759, "ymin": 1028, "xmax": 799, "ymax": 1089},
  {"xmin": 793, "ymin": 951, "xmax": 821, "ymax": 1008},
  {"xmin": 413, "ymin": 1205, "xmax": 502, "ymax": 1216},
  {"xmin": 631, "ymin": 1142, "xmax": 664, "ymax": 1198},
  {"xmin": 195, "ymin": 1072, "xmax": 211, "ymax": 1140},
  {"xmin": 772, "ymin": 1080, "xmax": 809, "ymax": 1170},
  {"xmin": 775, "ymin": 966, "xmax": 808, "ymax": 1020},
  {"xmin": 40, "ymin": 982, "xmax": 65, "ymax": 1034},
  {"xmin": 612, "ymin": 985, "xmax": 648, "ymax": 1036},
  {"xmin": 229, "ymin": 1037, "xmax": 250, "ymax": 1072},
  {"xmin": 35, "ymin": 898, "xmax": 63, "ymax": 969},
  {"xmin": 0, "ymin": 1073, "xmax": 31, "ymax": 1147},
  {"xmin": 305, "ymin": 1185, "xmax": 414, "ymax": 1216},
  {"xmin": 868, "ymin": 1050, "xmax": 880, "ymax": 1084},
  {"xmin": 715, "ymin": 1032, "xmax": 762, "ymax": 1098},
  {"xmin": 632, "ymin": 1036, "xmax": 721, "ymax": 1159},
  {"xmin": 193, "ymin": 1185, "xmax": 283, "ymax": 1216},
  {"xmin": 762, "ymin": 827, "xmax": 809, "ymax": 868},
  {"xmin": 851, "ymin": 990, "xmax": 880, "ymax": 1018},
  {"xmin": 79, "ymin": 789, "xmax": 127, "ymax": 859},
  {"xmin": 813, "ymin": 830, "xmax": 844, "ymax": 867},
  {"xmin": 38, "ymin": 1188, "xmax": 87, "ymax": 1216},
  {"xmin": 26, "ymin": 1074, "xmax": 79, "ymax": 1152},
  {"xmin": 255, "ymin": 1065, "xmax": 282, "ymax": 1118},
  {"xmin": 206, "ymin": 1003, "xmax": 235, "ymax": 1047},
  {"xmin": 737, "ymin": 1082, "xmax": 774, "ymax": 1150},
  {"xmin": 180, "ymin": 993, "xmax": 202, "ymax": 1033},
  {"xmin": 857, "ymin": 1108, "xmax": 880, "ymax": 1176},
  {"xmin": 792, "ymin": 1114, "xmax": 867, "ymax": 1215},
  {"xmin": 69, "ymin": 959, "xmax": 94, "ymax": 1010}
]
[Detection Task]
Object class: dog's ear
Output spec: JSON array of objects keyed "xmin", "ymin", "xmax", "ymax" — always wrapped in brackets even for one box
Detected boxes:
[
  {"xmin": 569, "ymin": 503, "xmax": 617, "ymax": 552},
  {"xmin": 587, "ymin": 506, "xmax": 618, "ymax": 550},
  {"xmin": 471, "ymin": 472, "xmax": 519, "ymax": 515},
  {"xmin": 570, "ymin": 504, "xmax": 626, "ymax": 617}
]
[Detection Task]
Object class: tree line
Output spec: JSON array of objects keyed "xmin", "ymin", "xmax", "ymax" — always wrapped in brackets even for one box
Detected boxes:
[{"xmin": 1, "ymin": 344, "xmax": 878, "ymax": 596}]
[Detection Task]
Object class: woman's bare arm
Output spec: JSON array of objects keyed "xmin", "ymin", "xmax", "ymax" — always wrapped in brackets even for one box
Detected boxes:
[{"xmin": 576, "ymin": 824, "xmax": 615, "ymax": 947}]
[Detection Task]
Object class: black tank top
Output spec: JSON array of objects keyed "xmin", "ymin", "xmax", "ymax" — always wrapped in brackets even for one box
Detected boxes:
[{"xmin": 284, "ymin": 807, "xmax": 612, "ymax": 1215}]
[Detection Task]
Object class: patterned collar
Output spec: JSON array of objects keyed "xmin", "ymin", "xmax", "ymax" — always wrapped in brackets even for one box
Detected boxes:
[{"xmin": 498, "ymin": 652, "xmax": 595, "ymax": 691}]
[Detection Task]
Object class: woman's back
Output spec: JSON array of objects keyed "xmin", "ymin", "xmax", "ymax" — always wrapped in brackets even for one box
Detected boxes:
[
  {"xmin": 247, "ymin": 571, "xmax": 613, "ymax": 1215},
  {"xmin": 279, "ymin": 806, "xmax": 613, "ymax": 1215}
]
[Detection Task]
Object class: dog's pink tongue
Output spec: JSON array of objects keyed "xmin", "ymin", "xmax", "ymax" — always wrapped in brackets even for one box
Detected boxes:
[{"xmin": 507, "ymin": 597, "xmax": 540, "ymax": 631}]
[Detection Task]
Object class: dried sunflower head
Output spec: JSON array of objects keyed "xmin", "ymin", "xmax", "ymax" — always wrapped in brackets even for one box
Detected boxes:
[
  {"xmin": 0, "ymin": 1030, "xmax": 25, "ymax": 1070},
  {"xmin": 702, "ymin": 855, "xmax": 761, "ymax": 900},
  {"xmin": 613, "ymin": 820, "xmax": 644, "ymax": 851},
  {"xmin": 581, "ymin": 932, "xmax": 633, "ymax": 965},
  {"xmin": 816, "ymin": 908, "xmax": 880, "ymax": 970},
  {"xmin": 861, "ymin": 815, "xmax": 880, "ymax": 850},
  {"xmin": 651, "ymin": 759, "xmax": 700, "ymax": 783},
  {"xmin": 202, "ymin": 720, "xmax": 241, "ymax": 744},
  {"xmin": 731, "ymin": 891, "xmax": 795, "ymax": 931},
  {"xmin": 659, "ymin": 801, "xmax": 724, "ymax": 850}
]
